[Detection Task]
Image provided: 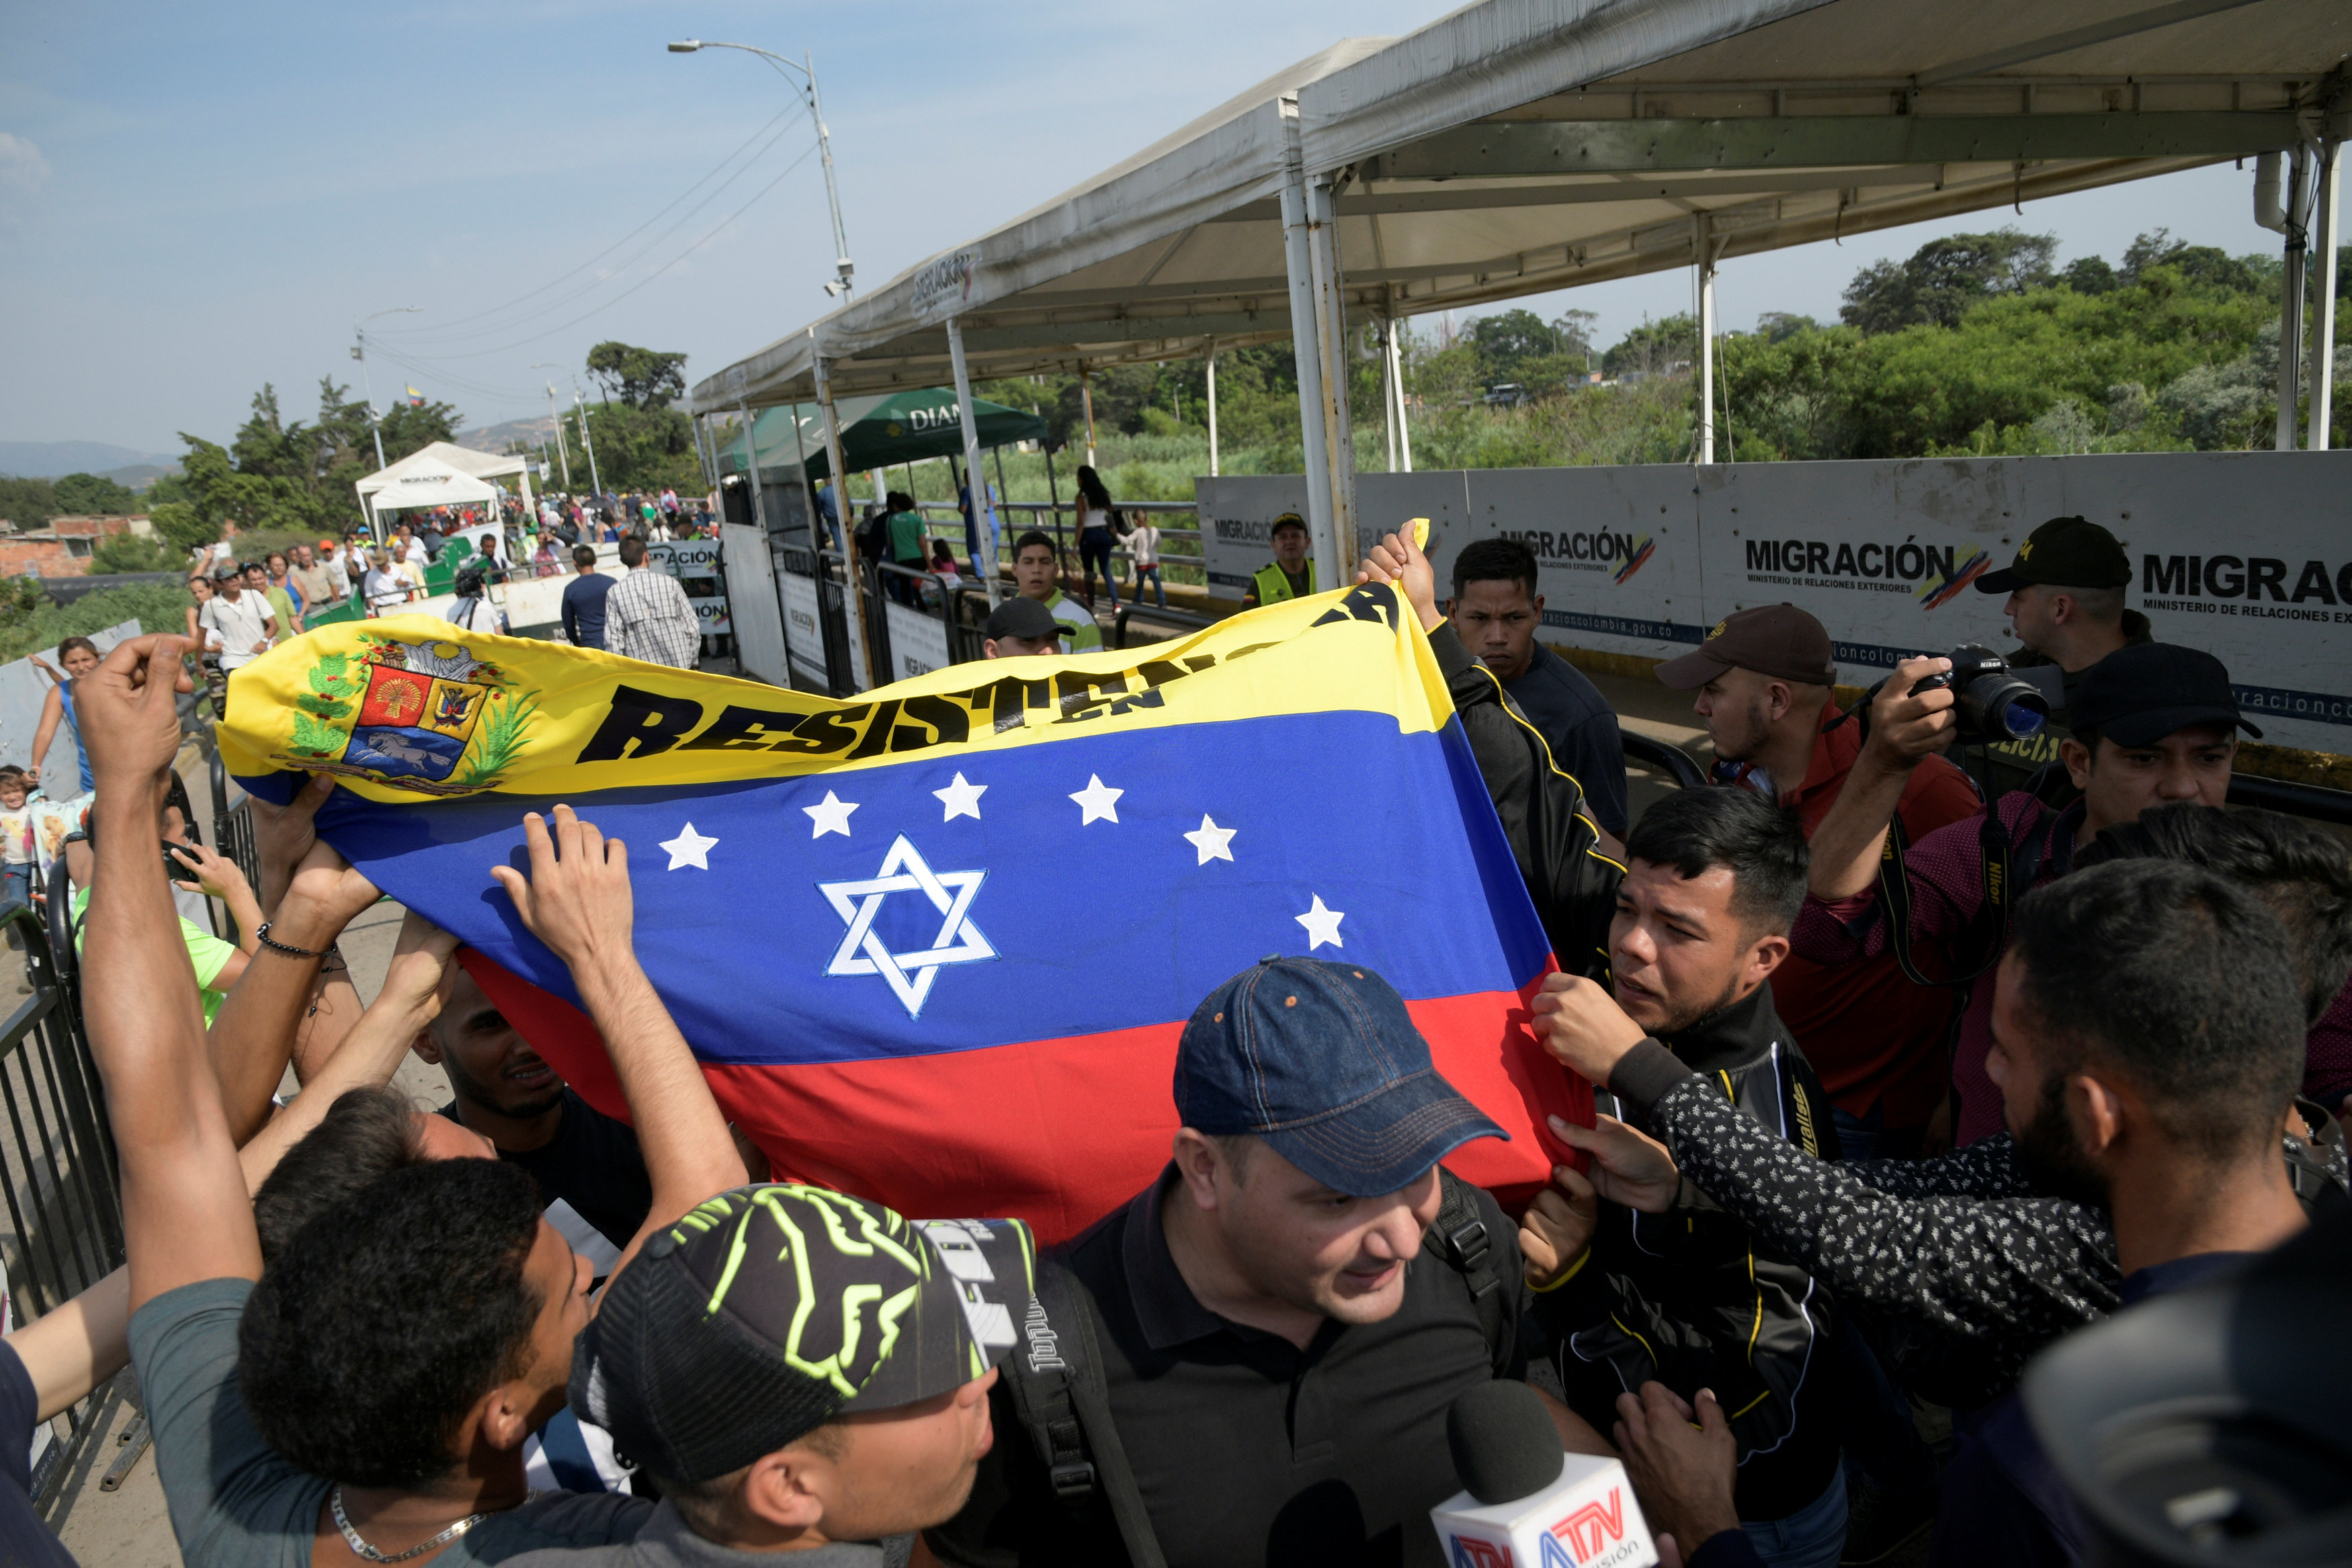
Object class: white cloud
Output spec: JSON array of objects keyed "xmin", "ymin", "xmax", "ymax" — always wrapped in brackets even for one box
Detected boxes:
[{"xmin": 0, "ymin": 132, "xmax": 53, "ymax": 195}]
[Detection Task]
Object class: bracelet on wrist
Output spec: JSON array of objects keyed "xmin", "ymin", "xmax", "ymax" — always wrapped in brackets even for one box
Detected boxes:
[{"xmin": 253, "ymin": 922, "xmax": 331, "ymax": 960}]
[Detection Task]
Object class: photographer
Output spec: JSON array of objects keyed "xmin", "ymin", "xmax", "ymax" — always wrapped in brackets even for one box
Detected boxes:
[
  {"xmin": 1969, "ymin": 517, "xmax": 2151, "ymax": 801},
  {"xmin": 1658, "ymin": 605, "xmax": 1980, "ymax": 1162},
  {"xmin": 1800, "ymin": 642, "xmax": 2253, "ymax": 1146}
]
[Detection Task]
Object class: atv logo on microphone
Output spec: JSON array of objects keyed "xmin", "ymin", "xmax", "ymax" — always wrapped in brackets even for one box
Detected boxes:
[
  {"xmin": 1741, "ymin": 536, "xmax": 1989, "ymax": 609},
  {"xmin": 1502, "ymin": 530, "xmax": 1655, "ymax": 586},
  {"xmin": 1542, "ymin": 1488, "xmax": 1638, "ymax": 1567}
]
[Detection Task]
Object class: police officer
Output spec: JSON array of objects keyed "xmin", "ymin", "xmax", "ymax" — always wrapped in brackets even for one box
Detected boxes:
[
  {"xmin": 1971, "ymin": 515, "xmax": 2152, "ymax": 798},
  {"xmin": 1242, "ymin": 512, "xmax": 1315, "ymax": 606}
]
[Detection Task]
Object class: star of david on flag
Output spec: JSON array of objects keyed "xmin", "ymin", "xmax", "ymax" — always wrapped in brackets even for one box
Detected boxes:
[{"xmin": 820, "ymin": 836, "xmax": 995, "ymax": 1017}]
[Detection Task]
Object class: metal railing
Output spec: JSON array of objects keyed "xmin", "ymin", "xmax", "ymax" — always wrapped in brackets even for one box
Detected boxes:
[
  {"xmin": 5, "ymin": 894, "xmax": 126, "ymax": 1501},
  {"xmin": 912, "ymin": 499, "xmax": 1209, "ymax": 605},
  {"xmin": 208, "ymin": 750, "xmax": 259, "ymax": 943},
  {"xmin": 1619, "ymin": 730, "xmax": 1708, "ymax": 791}
]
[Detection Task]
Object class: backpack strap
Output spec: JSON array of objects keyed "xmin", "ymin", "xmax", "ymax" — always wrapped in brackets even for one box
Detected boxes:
[
  {"xmin": 1427, "ymin": 1170, "xmax": 1515, "ymax": 1374},
  {"xmin": 1002, "ymin": 1257, "xmax": 1169, "ymax": 1568},
  {"xmin": 1877, "ymin": 797, "xmax": 2060, "ymax": 990}
]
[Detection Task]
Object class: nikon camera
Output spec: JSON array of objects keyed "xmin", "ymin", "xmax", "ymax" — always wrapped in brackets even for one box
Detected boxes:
[{"xmin": 1907, "ymin": 645, "xmax": 2052, "ymax": 744}]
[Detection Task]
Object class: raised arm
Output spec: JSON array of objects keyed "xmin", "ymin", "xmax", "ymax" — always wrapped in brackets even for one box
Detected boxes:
[
  {"xmin": 491, "ymin": 805, "xmax": 747, "ymax": 1276},
  {"xmin": 75, "ymin": 635, "xmax": 261, "ymax": 1311},
  {"xmin": 27, "ymin": 685, "xmax": 65, "ymax": 787},
  {"xmin": 1805, "ymin": 656, "xmax": 1957, "ymax": 900}
]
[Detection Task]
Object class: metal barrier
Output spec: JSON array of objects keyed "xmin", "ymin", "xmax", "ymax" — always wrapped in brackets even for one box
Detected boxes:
[
  {"xmin": 208, "ymin": 748, "xmax": 259, "ymax": 943},
  {"xmin": 2228, "ymin": 771, "xmax": 2352, "ymax": 826},
  {"xmin": 5, "ymin": 895, "xmax": 126, "ymax": 1501},
  {"xmin": 1109, "ymin": 601, "xmax": 1221, "ymax": 650},
  {"xmin": 1619, "ymin": 730, "xmax": 1708, "ymax": 791}
]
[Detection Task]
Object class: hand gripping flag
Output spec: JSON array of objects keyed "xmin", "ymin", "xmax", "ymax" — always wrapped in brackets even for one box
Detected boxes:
[{"xmin": 218, "ymin": 588, "xmax": 1593, "ymax": 1241}]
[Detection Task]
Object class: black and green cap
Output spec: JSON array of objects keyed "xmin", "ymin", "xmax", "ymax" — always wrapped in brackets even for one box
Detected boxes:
[
  {"xmin": 571, "ymin": 1184, "xmax": 1034, "ymax": 1483},
  {"xmin": 1974, "ymin": 515, "xmax": 2132, "ymax": 594}
]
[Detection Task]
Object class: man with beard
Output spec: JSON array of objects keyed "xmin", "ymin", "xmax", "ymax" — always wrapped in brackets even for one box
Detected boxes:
[
  {"xmin": 1658, "ymin": 605, "xmax": 1980, "ymax": 1162},
  {"xmin": 1520, "ymin": 787, "xmax": 1851, "ymax": 1568},
  {"xmin": 417, "ymin": 963, "xmax": 653, "ymax": 1278},
  {"xmin": 1538, "ymin": 860, "xmax": 2326, "ymax": 1566}
]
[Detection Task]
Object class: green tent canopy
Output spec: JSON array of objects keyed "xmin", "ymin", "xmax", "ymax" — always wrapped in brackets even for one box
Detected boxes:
[{"xmin": 725, "ymin": 388, "xmax": 1048, "ymax": 483}]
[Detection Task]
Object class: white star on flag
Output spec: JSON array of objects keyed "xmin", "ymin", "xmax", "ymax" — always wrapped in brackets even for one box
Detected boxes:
[
  {"xmin": 1183, "ymin": 814, "xmax": 1236, "ymax": 865},
  {"xmin": 658, "ymin": 823, "xmax": 719, "ymax": 871},
  {"xmin": 1069, "ymin": 774, "xmax": 1124, "ymax": 825},
  {"xmin": 1296, "ymin": 895, "xmax": 1346, "ymax": 951},
  {"xmin": 932, "ymin": 773, "xmax": 987, "ymax": 822},
  {"xmin": 804, "ymin": 790, "xmax": 859, "ymax": 838},
  {"xmin": 818, "ymin": 836, "xmax": 995, "ymax": 1018}
]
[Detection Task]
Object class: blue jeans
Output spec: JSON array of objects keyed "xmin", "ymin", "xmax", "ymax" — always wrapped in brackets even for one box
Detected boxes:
[
  {"xmin": 1740, "ymin": 1467, "xmax": 1846, "ymax": 1568},
  {"xmin": 1, "ymin": 862, "xmax": 30, "ymax": 913},
  {"xmin": 1079, "ymin": 528, "xmax": 1118, "ymax": 605},
  {"xmin": 1132, "ymin": 564, "xmax": 1164, "ymax": 607},
  {"xmin": 1830, "ymin": 1100, "xmax": 1923, "ymax": 1164}
]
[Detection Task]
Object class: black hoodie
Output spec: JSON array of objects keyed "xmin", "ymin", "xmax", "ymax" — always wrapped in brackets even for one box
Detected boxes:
[{"xmin": 1536, "ymin": 981, "xmax": 1846, "ymax": 1524}]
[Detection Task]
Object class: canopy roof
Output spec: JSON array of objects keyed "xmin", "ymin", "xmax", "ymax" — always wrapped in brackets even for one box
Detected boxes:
[
  {"xmin": 355, "ymin": 440, "xmax": 530, "ymax": 499},
  {"xmin": 362, "ymin": 455, "xmax": 501, "ymax": 512},
  {"xmin": 724, "ymin": 388, "xmax": 1050, "ymax": 482},
  {"xmin": 691, "ymin": 0, "xmax": 2349, "ymax": 411}
]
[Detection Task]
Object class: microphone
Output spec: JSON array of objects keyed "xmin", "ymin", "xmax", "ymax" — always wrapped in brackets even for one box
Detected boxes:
[{"xmin": 1430, "ymin": 1383, "xmax": 1657, "ymax": 1568}]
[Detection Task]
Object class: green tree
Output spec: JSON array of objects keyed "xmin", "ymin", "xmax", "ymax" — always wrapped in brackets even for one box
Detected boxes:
[
  {"xmin": 50, "ymin": 472, "xmax": 140, "ymax": 514},
  {"xmin": 0, "ymin": 581, "xmax": 195, "ymax": 664},
  {"xmin": 0, "ymin": 476, "xmax": 57, "ymax": 529},
  {"xmin": 1603, "ymin": 314, "xmax": 1698, "ymax": 378},
  {"xmin": 87, "ymin": 532, "xmax": 186, "ymax": 573},
  {"xmin": 586, "ymin": 342, "xmax": 689, "ymax": 409},
  {"xmin": 1839, "ymin": 227, "xmax": 2058, "ymax": 334}
]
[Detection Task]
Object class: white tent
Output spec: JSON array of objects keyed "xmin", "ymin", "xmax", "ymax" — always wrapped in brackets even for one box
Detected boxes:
[
  {"xmin": 689, "ymin": 0, "xmax": 2346, "ymax": 590},
  {"xmin": 355, "ymin": 440, "xmax": 534, "ymax": 531}
]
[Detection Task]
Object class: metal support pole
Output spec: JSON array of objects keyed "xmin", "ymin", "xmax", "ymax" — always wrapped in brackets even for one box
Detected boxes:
[
  {"xmin": 2308, "ymin": 140, "xmax": 2340, "ymax": 451},
  {"xmin": 1277, "ymin": 97, "xmax": 1339, "ymax": 589},
  {"xmin": 737, "ymin": 402, "xmax": 768, "ymax": 535},
  {"xmin": 2277, "ymin": 144, "xmax": 2311, "ymax": 451},
  {"xmin": 1386, "ymin": 314, "xmax": 1415, "ymax": 473},
  {"xmin": 1080, "ymin": 369, "xmax": 1098, "ymax": 468},
  {"xmin": 814, "ymin": 351, "xmax": 872, "ymax": 691},
  {"xmin": 1379, "ymin": 319, "xmax": 1398, "ymax": 473},
  {"xmin": 1205, "ymin": 340, "xmax": 1220, "ymax": 477},
  {"xmin": 946, "ymin": 317, "xmax": 1002, "ymax": 607},
  {"xmin": 1304, "ymin": 171, "xmax": 1357, "ymax": 574},
  {"xmin": 788, "ymin": 389, "xmax": 824, "ymax": 550},
  {"xmin": 574, "ymin": 386, "xmax": 603, "ymax": 494},
  {"xmin": 542, "ymin": 384, "xmax": 571, "ymax": 488},
  {"xmin": 1696, "ymin": 216, "xmax": 1718, "ymax": 465}
]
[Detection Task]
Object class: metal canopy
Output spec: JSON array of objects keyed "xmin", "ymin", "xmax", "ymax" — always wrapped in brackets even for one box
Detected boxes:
[{"xmin": 689, "ymin": 0, "xmax": 2347, "ymax": 415}]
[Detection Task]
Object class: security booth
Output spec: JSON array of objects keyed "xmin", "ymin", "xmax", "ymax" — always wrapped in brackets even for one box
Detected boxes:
[{"xmin": 712, "ymin": 388, "xmax": 1046, "ymax": 695}]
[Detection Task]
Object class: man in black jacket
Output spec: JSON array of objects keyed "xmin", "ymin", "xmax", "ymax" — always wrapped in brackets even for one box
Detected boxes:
[
  {"xmin": 1526, "ymin": 789, "xmax": 1848, "ymax": 1568},
  {"xmin": 1356, "ymin": 527, "xmax": 1621, "ymax": 979}
]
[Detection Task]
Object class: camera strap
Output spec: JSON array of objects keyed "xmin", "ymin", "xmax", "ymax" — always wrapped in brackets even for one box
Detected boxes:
[{"xmin": 1878, "ymin": 797, "xmax": 2057, "ymax": 989}]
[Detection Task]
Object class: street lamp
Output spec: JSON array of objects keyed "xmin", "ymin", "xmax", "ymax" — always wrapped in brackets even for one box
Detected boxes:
[
  {"xmin": 531, "ymin": 363, "xmax": 573, "ymax": 488},
  {"xmin": 667, "ymin": 39, "xmax": 854, "ymax": 299},
  {"xmin": 350, "ymin": 306, "xmax": 422, "ymax": 471}
]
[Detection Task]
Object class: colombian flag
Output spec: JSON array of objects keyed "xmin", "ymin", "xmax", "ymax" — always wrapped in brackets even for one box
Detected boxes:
[
  {"xmin": 218, "ymin": 586, "xmax": 1589, "ymax": 1240},
  {"xmin": 405, "ymin": 386, "xmax": 425, "ymax": 408}
]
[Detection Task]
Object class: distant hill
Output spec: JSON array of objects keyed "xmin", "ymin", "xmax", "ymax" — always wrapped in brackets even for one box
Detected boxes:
[
  {"xmin": 456, "ymin": 417, "xmax": 558, "ymax": 455},
  {"xmin": 100, "ymin": 463, "xmax": 178, "ymax": 491},
  {"xmin": 0, "ymin": 440, "xmax": 181, "ymax": 478}
]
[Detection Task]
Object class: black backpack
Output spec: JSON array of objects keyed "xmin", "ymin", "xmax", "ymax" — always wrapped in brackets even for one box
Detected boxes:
[{"xmin": 1000, "ymin": 1171, "xmax": 1515, "ymax": 1568}]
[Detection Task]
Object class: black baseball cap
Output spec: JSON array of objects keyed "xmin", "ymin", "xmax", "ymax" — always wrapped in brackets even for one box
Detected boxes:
[
  {"xmin": 1268, "ymin": 511, "xmax": 1308, "ymax": 538},
  {"xmin": 1974, "ymin": 516, "xmax": 2132, "ymax": 594},
  {"xmin": 571, "ymin": 1184, "xmax": 1034, "ymax": 1483},
  {"xmin": 983, "ymin": 597, "xmax": 1064, "ymax": 645},
  {"xmin": 2070, "ymin": 642, "xmax": 2259, "ymax": 748},
  {"xmin": 1655, "ymin": 603, "xmax": 1837, "ymax": 688},
  {"xmin": 1173, "ymin": 958, "xmax": 1505, "ymax": 1197}
]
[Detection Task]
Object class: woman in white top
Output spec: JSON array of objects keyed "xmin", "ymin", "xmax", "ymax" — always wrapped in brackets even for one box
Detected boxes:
[{"xmin": 1128, "ymin": 520, "xmax": 1164, "ymax": 608}]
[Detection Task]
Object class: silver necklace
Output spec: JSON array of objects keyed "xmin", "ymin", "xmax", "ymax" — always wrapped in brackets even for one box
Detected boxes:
[{"xmin": 331, "ymin": 1484, "xmax": 534, "ymax": 1563}]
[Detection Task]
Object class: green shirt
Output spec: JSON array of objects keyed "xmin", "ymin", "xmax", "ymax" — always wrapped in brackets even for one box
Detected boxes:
[
  {"xmin": 264, "ymin": 585, "xmax": 299, "ymax": 635},
  {"xmin": 71, "ymin": 885, "xmax": 235, "ymax": 1025},
  {"xmin": 1042, "ymin": 589, "xmax": 1103, "ymax": 653},
  {"xmin": 887, "ymin": 509, "xmax": 929, "ymax": 564}
]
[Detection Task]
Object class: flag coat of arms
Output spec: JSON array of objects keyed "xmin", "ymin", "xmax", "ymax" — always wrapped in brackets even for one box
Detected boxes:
[{"xmin": 221, "ymin": 592, "xmax": 1592, "ymax": 1240}]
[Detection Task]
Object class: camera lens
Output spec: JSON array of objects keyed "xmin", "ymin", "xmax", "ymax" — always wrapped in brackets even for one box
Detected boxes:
[{"xmin": 1995, "ymin": 701, "xmax": 2046, "ymax": 740}]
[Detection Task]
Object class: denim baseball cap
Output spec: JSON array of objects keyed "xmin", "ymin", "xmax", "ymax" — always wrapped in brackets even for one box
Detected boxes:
[{"xmin": 1173, "ymin": 958, "xmax": 1506, "ymax": 1197}]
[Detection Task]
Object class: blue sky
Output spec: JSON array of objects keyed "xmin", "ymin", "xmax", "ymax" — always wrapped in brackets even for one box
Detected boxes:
[{"xmin": 0, "ymin": 0, "xmax": 2292, "ymax": 455}]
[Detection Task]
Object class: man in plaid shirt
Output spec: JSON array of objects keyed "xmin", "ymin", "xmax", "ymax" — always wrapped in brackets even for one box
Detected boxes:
[{"xmin": 603, "ymin": 535, "xmax": 702, "ymax": 668}]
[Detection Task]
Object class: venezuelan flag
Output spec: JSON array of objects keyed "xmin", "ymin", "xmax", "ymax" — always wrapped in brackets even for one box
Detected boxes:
[{"xmin": 218, "ymin": 586, "xmax": 1590, "ymax": 1240}]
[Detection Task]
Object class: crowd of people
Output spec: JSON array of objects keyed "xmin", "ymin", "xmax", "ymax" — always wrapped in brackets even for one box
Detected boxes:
[{"xmin": 3, "ymin": 503, "xmax": 2347, "ymax": 1568}]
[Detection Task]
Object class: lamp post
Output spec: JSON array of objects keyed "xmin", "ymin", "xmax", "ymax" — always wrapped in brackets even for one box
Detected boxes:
[
  {"xmin": 668, "ymin": 39, "xmax": 853, "ymax": 299},
  {"xmin": 350, "ymin": 306, "xmax": 421, "ymax": 471},
  {"xmin": 570, "ymin": 378, "xmax": 604, "ymax": 497},
  {"xmin": 532, "ymin": 363, "xmax": 573, "ymax": 488}
]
